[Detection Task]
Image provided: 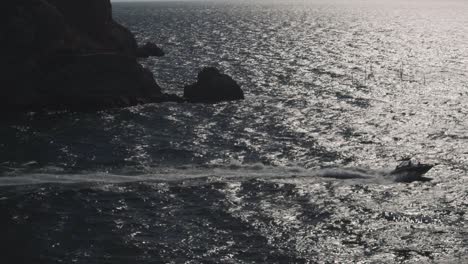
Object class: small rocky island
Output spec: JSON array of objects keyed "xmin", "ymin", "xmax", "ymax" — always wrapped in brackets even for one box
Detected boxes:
[
  {"xmin": 1, "ymin": 0, "xmax": 243, "ymax": 112},
  {"xmin": 184, "ymin": 67, "xmax": 244, "ymax": 103}
]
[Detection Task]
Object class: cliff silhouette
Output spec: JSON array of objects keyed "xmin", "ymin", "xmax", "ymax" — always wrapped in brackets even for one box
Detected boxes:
[{"xmin": 0, "ymin": 0, "xmax": 168, "ymax": 111}]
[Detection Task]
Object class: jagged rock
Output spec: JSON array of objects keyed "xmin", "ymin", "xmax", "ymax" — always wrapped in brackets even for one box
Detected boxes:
[
  {"xmin": 0, "ymin": 0, "xmax": 168, "ymax": 111},
  {"xmin": 110, "ymin": 21, "xmax": 138, "ymax": 56},
  {"xmin": 34, "ymin": 53, "xmax": 162, "ymax": 111},
  {"xmin": 46, "ymin": 0, "xmax": 138, "ymax": 55},
  {"xmin": 136, "ymin": 42, "xmax": 165, "ymax": 58},
  {"xmin": 0, "ymin": 0, "xmax": 68, "ymax": 108},
  {"xmin": 1, "ymin": 0, "xmax": 66, "ymax": 59},
  {"xmin": 184, "ymin": 67, "xmax": 244, "ymax": 103}
]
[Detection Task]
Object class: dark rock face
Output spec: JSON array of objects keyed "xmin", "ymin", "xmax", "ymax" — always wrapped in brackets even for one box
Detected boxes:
[
  {"xmin": 136, "ymin": 42, "xmax": 165, "ymax": 58},
  {"xmin": 45, "ymin": 0, "xmax": 138, "ymax": 56},
  {"xmin": 184, "ymin": 67, "xmax": 244, "ymax": 103},
  {"xmin": 46, "ymin": 0, "xmax": 112, "ymax": 36},
  {"xmin": 0, "ymin": 0, "xmax": 171, "ymax": 112},
  {"xmin": 1, "ymin": 0, "xmax": 66, "ymax": 64},
  {"xmin": 109, "ymin": 22, "xmax": 138, "ymax": 56},
  {"xmin": 36, "ymin": 54, "xmax": 163, "ymax": 110}
]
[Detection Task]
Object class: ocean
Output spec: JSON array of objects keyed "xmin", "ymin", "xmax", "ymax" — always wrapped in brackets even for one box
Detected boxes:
[{"xmin": 1, "ymin": 0, "xmax": 468, "ymax": 262}]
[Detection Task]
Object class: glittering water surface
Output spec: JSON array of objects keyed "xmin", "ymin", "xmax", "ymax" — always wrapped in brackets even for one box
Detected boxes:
[{"xmin": 1, "ymin": 1, "xmax": 468, "ymax": 263}]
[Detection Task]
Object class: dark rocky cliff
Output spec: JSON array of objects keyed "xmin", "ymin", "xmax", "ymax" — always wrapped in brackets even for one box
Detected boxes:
[{"xmin": 0, "ymin": 0, "xmax": 165, "ymax": 111}]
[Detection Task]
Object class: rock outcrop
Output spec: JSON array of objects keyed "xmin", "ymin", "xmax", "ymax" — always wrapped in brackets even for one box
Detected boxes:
[
  {"xmin": 184, "ymin": 67, "xmax": 244, "ymax": 103},
  {"xmin": 136, "ymin": 42, "xmax": 165, "ymax": 58},
  {"xmin": 0, "ymin": 0, "xmax": 171, "ymax": 111}
]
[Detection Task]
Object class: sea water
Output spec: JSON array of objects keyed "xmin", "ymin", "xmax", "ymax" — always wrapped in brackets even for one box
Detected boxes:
[{"xmin": 1, "ymin": 1, "xmax": 467, "ymax": 262}]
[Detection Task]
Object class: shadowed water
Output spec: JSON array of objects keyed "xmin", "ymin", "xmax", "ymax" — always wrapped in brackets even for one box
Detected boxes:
[{"xmin": 1, "ymin": 0, "xmax": 467, "ymax": 263}]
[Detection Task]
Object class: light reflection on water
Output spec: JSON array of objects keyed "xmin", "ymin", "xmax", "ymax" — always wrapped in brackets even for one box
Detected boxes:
[
  {"xmin": 0, "ymin": 1, "xmax": 467, "ymax": 263},
  {"xmin": 113, "ymin": 0, "xmax": 468, "ymax": 170}
]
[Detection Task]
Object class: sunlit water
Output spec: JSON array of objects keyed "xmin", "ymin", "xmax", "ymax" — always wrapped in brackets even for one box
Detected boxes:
[{"xmin": 1, "ymin": 1, "xmax": 468, "ymax": 263}]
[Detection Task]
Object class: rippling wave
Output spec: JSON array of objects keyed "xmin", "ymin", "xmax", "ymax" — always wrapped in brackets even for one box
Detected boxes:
[{"xmin": 1, "ymin": 0, "xmax": 468, "ymax": 262}]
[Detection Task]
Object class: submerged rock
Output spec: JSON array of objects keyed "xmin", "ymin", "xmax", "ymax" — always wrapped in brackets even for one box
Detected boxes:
[
  {"xmin": 184, "ymin": 67, "xmax": 244, "ymax": 103},
  {"xmin": 136, "ymin": 42, "xmax": 165, "ymax": 58},
  {"xmin": 390, "ymin": 159, "xmax": 434, "ymax": 183}
]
